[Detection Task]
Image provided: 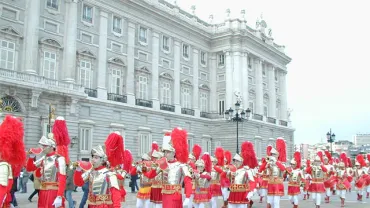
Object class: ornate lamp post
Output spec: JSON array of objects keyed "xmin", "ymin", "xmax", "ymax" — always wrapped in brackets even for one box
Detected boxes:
[
  {"xmin": 225, "ymin": 101, "xmax": 251, "ymax": 154},
  {"xmin": 326, "ymin": 129, "xmax": 336, "ymax": 155}
]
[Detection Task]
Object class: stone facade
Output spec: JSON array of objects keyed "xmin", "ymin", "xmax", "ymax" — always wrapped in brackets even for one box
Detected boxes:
[{"xmin": 0, "ymin": 0, "xmax": 294, "ymax": 160}]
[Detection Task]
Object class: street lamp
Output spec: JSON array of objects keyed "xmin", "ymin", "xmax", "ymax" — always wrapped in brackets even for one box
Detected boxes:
[
  {"xmin": 326, "ymin": 129, "xmax": 336, "ymax": 155},
  {"xmin": 225, "ymin": 101, "xmax": 251, "ymax": 154}
]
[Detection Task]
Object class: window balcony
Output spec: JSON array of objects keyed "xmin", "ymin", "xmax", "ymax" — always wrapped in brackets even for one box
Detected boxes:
[
  {"xmin": 107, "ymin": 93, "xmax": 127, "ymax": 103},
  {"xmin": 160, "ymin": 104, "xmax": 175, "ymax": 112},
  {"xmin": 136, "ymin": 99, "xmax": 153, "ymax": 108},
  {"xmin": 279, "ymin": 120, "xmax": 288, "ymax": 127},
  {"xmin": 181, "ymin": 108, "xmax": 194, "ymax": 116},
  {"xmin": 253, "ymin": 114, "xmax": 263, "ymax": 121},
  {"xmin": 84, "ymin": 88, "xmax": 97, "ymax": 98},
  {"xmin": 113, "ymin": 27, "xmax": 122, "ymax": 34},
  {"xmin": 200, "ymin": 112, "xmax": 211, "ymax": 118},
  {"xmin": 267, "ymin": 117, "xmax": 276, "ymax": 124}
]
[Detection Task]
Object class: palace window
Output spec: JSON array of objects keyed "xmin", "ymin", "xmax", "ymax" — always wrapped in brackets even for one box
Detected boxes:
[
  {"xmin": 162, "ymin": 36, "xmax": 170, "ymax": 52},
  {"xmin": 112, "ymin": 16, "xmax": 122, "ymax": 34},
  {"xmin": 0, "ymin": 40, "xmax": 15, "ymax": 70},
  {"xmin": 111, "ymin": 68, "xmax": 122, "ymax": 94},
  {"xmin": 0, "ymin": 96, "xmax": 21, "ymax": 113},
  {"xmin": 218, "ymin": 54, "xmax": 225, "ymax": 66},
  {"xmin": 161, "ymin": 82, "xmax": 171, "ymax": 104},
  {"xmin": 46, "ymin": 0, "xmax": 59, "ymax": 10},
  {"xmin": 182, "ymin": 44, "xmax": 189, "ymax": 59},
  {"xmin": 201, "ymin": 51, "xmax": 206, "ymax": 65},
  {"xmin": 79, "ymin": 127, "xmax": 92, "ymax": 152},
  {"xmin": 80, "ymin": 60, "xmax": 92, "ymax": 88},
  {"xmin": 139, "ymin": 133, "xmax": 151, "ymax": 156},
  {"xmin": 181, "ymin": 87, "xmax": 191, "ymax": 108},
  {"xmin": 138, "ymin": 76, "xmax": 148, "ymax": 99},
  {"xmin": 139, "ymin": 27, "xmax": 147, "ymax": 43},
  {"xmin": 200, "ymin": 92, "xmax": 208, "ymax": 112},
  {"xmin": 43, "ymin": 51, "xmax": 57, "ymax": 79},
  {"xmin": 82, "ymin": 4, "xmax": 93, "ymax": 23}
]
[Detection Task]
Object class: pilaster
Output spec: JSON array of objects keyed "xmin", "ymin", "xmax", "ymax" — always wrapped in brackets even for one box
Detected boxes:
[
  {"xmin": 268, "ymin": 65, "xmax": 276, "ymax": 118},
  {"xmin": 173, "ymin": 40, "xmax": 181, "ymax": 114},
  {"xmin": 225, "ymin": 51, "xmax": 233, "ymax": 109},
  {"xmin": 126, "ymin": 22, "xmax": 136, "ymax": 105},
  {"xmin": 151, "ymin": 31, "xmax": 160, "ymax": 110},
  {"xmin": 255, "ymin": 58, "xmax": 264, "ymax": 115},
  {"xmin": 233, "ymin": 51, "xmax": 241, "ymax": 106},
  {"xmin": 280, "ymin": 70, "xmax": 288, "ymax": 121},
  {"xmin": 192, "ymin": 48, "xmax": 199, "ymax": 117},
  {"xmin": 97, "ymin": 11, "xmax": 108, "ymax": 100},
  {"xmin": 23, "ymin": 0, "xmax": 41, "ymax": 74},
  {"xmin": 241, "ymin": 52, "xmax": 249, "ymax": 109},
  {"xmin": 209, "ymin": 53, "xmax": 217, "ymax": 113}
]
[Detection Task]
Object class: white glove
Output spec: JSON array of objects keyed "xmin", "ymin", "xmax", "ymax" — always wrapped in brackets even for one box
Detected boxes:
[
  {"xmin": 29, "ymin": 154, "xmax": 36, "ymax": 158},
  {"xmin": 76, "ymin": 167, "xmax": 82, "ymax": 172},
  {"xmin": 247, "ymin": 192, "xmax": 253, "ymax": 200},
  {"xmin": 52, "ymin": 196, "xmax": 62, "ymax": 208},
  {"xmin": 183, "ymin": 198, "xmax": 190, "ymax": 206}
]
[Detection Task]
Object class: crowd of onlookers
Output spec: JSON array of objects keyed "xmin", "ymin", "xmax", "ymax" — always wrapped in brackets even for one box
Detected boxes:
[{"xmin": 12, "ymin": 163, "xmax": 140, "ymax": 208}]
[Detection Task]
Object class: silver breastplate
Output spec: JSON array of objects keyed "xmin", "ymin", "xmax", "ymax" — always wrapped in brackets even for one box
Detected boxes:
[
  {"xmin": 290, "ymin": 169, "xmax": 301, "ymax": 182},
  {"xmin": 271, "ymin": 166, "xmax": 282, "ymax": 177},
  {"xmin": 233, "ymin": 168, "xmax": 247, "ymax": 184},
  {"xmin": 196, "ymin": 173, "xmax": 210, "ymax": 188},
  {"xmin": 41, "ymin": 155, "xmax": 58, "ymax": 182},
  {"xmin": 211, "ymin": 169, "xmax": 219, "ymax": 181},
  {"xmin": 89, "ymin": 168, "xmax": 110, "ymax": 195},
  {"xmin": 337, "ymin": 170, "xmax": 345, "ymax": 178},
  {"xmin": 312, "ymin": 166, "xmax": 323, "ymax": 178},
  {"xmin": 163, "ymin": 162, "xmax": 183, "ymax": 185}
]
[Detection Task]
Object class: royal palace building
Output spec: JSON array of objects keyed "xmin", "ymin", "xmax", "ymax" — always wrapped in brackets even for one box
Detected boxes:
[{"xmin": 0, "ymin": 0, "xmax": 294, "ymax": 160}]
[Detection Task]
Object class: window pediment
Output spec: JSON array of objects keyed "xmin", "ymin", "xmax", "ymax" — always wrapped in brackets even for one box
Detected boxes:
[
  {"xmin": 136, "ymin": 66, "xmax": 151, "ymax": 74},
  {"xmin": 0, "ymin": 26, "xmax": 22, "ymax": 38},
  {"xmin": 108, "ymin": 57, "xmax": 125, "ymax": 66},
  {"xmin": 159, "ymin": 72, "xmax": 173, "ymax": 80},
  {"xmin": 39, "ymin": 38, "xmax": 62, "ymax": 49},
  {"xmin": 199, "ymin": 84, "xmax": 210, "ymax": 91},
  {"xmin": 77, "ymin": 49, "xmax": 96, "ymax": 59},
  {"xmin": 181, "ymin": 79, "xmax": 192, "ymax": 86}
]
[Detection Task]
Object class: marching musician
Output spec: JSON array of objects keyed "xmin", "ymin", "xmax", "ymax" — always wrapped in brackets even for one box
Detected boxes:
[
  {"xmin": 193, "ymin": 153, "xmax": 212, "ymax": 208},
  {"xmin": 286, "ymin": 152, "xmax": 303, "ymax": 208},
  {"xmin": 136, "ymin": 153, "xmax": 152, "ymax": 208},
  {"xmin": 306, "ymin": 152, "xmax": 328, "ymax": 208},
  {"xmin": 354, "ymin": 154, "xmax": 367, "ymax": 201},
  {"xmin": 335, "ymin": 153, "xmax": 352, "ymax": 207},
  {"xmin": 220, "ymin": 150, "xmax": 232, "ymax": 208},
  {"xmin": 150, "ymin": 149, "xmax": 164, "ymax": 208},
  {"xmin": 258, "ymin": 145, "xmax": 273, "ymax": 203},
  {"xmin": 210, "ymin": 147, "xmax": 224, "ymax": 208},
  {"xmin": 323, "ymin": 150, "xmax": 335, "ymax": 203}
]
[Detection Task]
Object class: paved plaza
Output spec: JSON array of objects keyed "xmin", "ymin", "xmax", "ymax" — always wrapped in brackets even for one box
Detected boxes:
[{"xmin": 14, "ymin": 182, "xmax": 369, "ymax": 207}]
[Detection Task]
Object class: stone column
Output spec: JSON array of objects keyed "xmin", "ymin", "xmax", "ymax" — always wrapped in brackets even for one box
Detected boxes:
[
  {"xmin": 209, "ymin": 53, "xmax": 217, "ymax": 113},
  {"xmin": 173, "ymin": 40, "xmax": 181, "ymax": 114},
  {"xmin": 268, "ymin": 65, "xmax": 276, "ymax": 118},
  {"xmin": 280, "ymin": 71, "xmax": 288, "ymax": 121},
  {"xmin": 62, "ymin": 0, "xmax": 78, "ymax": 82},
  {"xmin": 241, "ymin": 52, "xmax": 249, "ymax": 109},
  {"xmin": 96, "ymin": 11, "xmax": 108, "ymax": 99},
  {"xmin": 23, "ymin": 0, "xmax": 41, "ymax": 74},
  {"xmin": 192, "ymin": 49, "xmax": 199, "ymax": 116},
  {"xmin": 126, "ymin": 22, "xmax": 136, "ymax": 105},
  {"xmin": 255, "ymin": 59, "xmax": 264, "ymax": 115},
  {"xmin": 225, "ymin": 51, "xmax": 233, "ymax": 109},
  {"xmin": 151, "ymin": 31, "xmax": 160, "ymax": 110},
  {"xmin": 233, "ymin": 51, "xmax": 241, "ymax": 106}
]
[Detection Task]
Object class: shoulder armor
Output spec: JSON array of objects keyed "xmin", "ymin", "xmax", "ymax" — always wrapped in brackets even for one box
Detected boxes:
[
  {"xmin": 34, "ymin": 156, "xmax": 45, "ymax": 167},
  {"xmin": 181, "ymin": 164, "xmax": 192, "ymax": 178},
  {"xmin": 107, "ymin": 172, "xmax": 120, "ymax": 190},
  {"xmin": 57, "ymin": 156, "xmax": 66, "ymax": 175},
  {"xmin": 0, "ymin": 162, "xmax": 11, "ymax": 186}
]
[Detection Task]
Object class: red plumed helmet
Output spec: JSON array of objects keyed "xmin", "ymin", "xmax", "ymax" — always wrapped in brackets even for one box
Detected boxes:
[
  {"xmin": 52, "ymin": 117, "xmax": 71, "ymax": 164},
  {"xmin": 224, "ymin": 150, "xmax": 232, "ymax": 165},
  {"xmin": 214, "ymin": 147, "xmax": 224, "ymax": 166},
  {"xmin": 340, "ymin": 153, "xmax": 348, "ymax": 167},
  {"xmin": 241, "ymin": 141, "xmax": 258, "ymax": 168},
  {"xmin": 0, "ymin": 115, "xmax": 26, "ymax": 166},
  {"xmin": 347, "ymin": 157, "xmax": 353, "ymax": 167},
  {"xmin": 294, "ymin": 152, "xmax": 301, "ymax": 168},
  {"xmin": 192, "ymin": 144, "xmax": 202, "ymax": 160},
  {"xmin": 123, "ymin": 149, "xmax": 133, "ymax": 173},
  {"xmin": 152, "ymin": 142, "xmax": 159, "ymax": 152},
  {"xmin": 317, "ymin": 151, "xmax": 324, "ymax": 163},
  {"xmin": 201, "ymin": 153, "xmax": 212, "ymax": 173},
  {"xmin": 104, "ymin": 132, "xmax": 124, "ymax": 168},
  {"xmin": 324, "ymin": 150, "xmax": 332, "ymax": 163},
  {"xmin": 266, "ymin": 145, "xmax": 273, "ymax": 156},
  {"xmin": 171, "ymin": 127, "xmax": 189, "ymax": 163},
  {"xmin": 276, "ymin": 138, "xmax": 287, "ymax": 162},
  {"xmin": 356, "ymin": 154, "xmax": 366, "ymax": 167}
]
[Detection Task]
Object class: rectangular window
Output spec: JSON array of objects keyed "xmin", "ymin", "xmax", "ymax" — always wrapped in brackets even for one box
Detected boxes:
[
  {"xmin": 249, "ymin": 101, "xmax": 254, "ymax": 114},
  {"xmin": 248, "ymin": 56, "xmax": 252, "ymax": 69},
  {"xmin": 162, "ymin": 36, "xmax": 169, "ymax": 51},
  {"xmin": 182, "ymin": 44, "xmax": 189, "ymax": 59},
  {"xmin": 188, "ymin": 138, "xmax": 193, "ymax": 153},
  {"xmin": 138, "ymin": 76, "xmax": 148, "ymax": 100},
  {"xmin": 79, "ymin": 127, "xmax": 92, "ymax": 152},
  {"xmin": 264, "ymin": 105, "xmax": 268, "ymax": 117},
  {"xmin": 82, "ymin": 4, "xmax": 93, "ymax": 23},
  {"xmin": 161, "ymin": 82, "xmax": 171, "ymax": 104},
  {"xmin": 200, "ymin": 72, "xmax": 208, "ymax": 81},
  {"xmin": 80, "ymin": 60, "xmax": 92, "ymax": 88},
  {"xmin": 217, "ymin": 74, "xmax": 225, "ymax": 81},
  {"xmin": 262, "ymin": 65, "xmax": 266, "ymax": 77},
  {"xmin": 139, "ymin": 27, "xmax": 147, "ymax": 43},
  {"xmin": 207, "ymin": 140, "xmax": 212, "ymax": 153},
  {"xmin": 47, "ymin": 0, "xmax": 59, "ymax": 10},
  {"xmin": 111, "ymin": 69, "xmax": 122, "ymax": 94},
  {"xmin": 112, "ymin": 16, "xmax": 122, "ymax": 34},
  {"xmin": 201, "ymin": 51, "xmax": 206, "ymax": 65},
  {"xmin": 218, "ymin": 100, "xmax": 225, "ymax": 115},
  {"xmin": 276, "ymin": 107, "xmax": 280, "ymax": 119},
  {"xmin": 202, "ymin": 139, "xmax": 212, "ymax": 153},
  {"xmin": 139, "ymin": 133, "xmax": 151, "ymax": 156},
  {"xmin": 2, "ymin": 7, "xmax": 17, "ymax": 20},
  {"xmin": 0, "ymin": 40, "xmax": 15, "ymax": 70},
  {"xmin": 218, "ymin": 54, "xmax": 225, "ymax": 66},
  {"xmin": 200, "ymin": 93, "xmax": 208, "ymax": 112},
  {"xmin": 43, "ymin": 51, "xmax": 57, "ymax": 79},
  {"xmin": 182, "ymin": 87, "xmax": 190, "ymax": 108}
]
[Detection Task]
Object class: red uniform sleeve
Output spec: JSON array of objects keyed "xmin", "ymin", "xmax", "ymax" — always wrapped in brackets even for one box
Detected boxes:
[
  {"xmin": 347, "ymin": 176, "xmax": 353, "ymax": 182},
  {"xmin": 110, "ymin": 187, "xmax": 122, "ymax": 208},
  {"xmin": 249, "ymin": 180, "xmax": 256, "ymax": 191},
  {"xmin": 200, "ymin": 173, "xmax": 211, "ymax": 180},
  {"xmin": 214, "ymin": 166, "xmax": 223, "ymax": 174},
  {"xmin": 57, "ymin": 174, "xmax": 66, "ymax": 196},
  {"xmin": 26, "ymin": 158, "xmax": 37, "ymax": 172},
  {"xmin": 130, "ymin": 167, "xmax": 137, "ymax": 175},
  {"xmin": 276, "ymin": 162, "xmax": 285, "ymax": 171},
  {"xmin": 259, "ymin": 161, "xmax": 267, "ymax": 172},
  {"xmin": 143, "ymin": 169, "xmax": 157, "ymax": 179},
  {"xmin": 306, "ymin": 166, "xmax": 312, "ymax": 174},
  {"xmin": 184, "ymin": 176, "xmax": 192, "ymax": 198},
  {"xmin": 321, "ymin": 165, "xmax": 328, "ymax": 172},
  {"xmin": 73, "ymin": 170, "xmax": 85, "ymax": 187},
  {"xmin": 0, "ymin": 185, "xmax": 7, "ymax": 207}
]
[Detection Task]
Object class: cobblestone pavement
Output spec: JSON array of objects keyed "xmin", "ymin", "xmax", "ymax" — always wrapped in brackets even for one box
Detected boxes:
[{"xmin": 14, "ymin": 182, "xmax": 369, "ymax": 207}]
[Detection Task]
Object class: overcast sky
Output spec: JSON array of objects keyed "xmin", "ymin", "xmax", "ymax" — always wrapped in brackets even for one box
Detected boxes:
[{"xmin": 171, "ymin": 0, "xmax": 370, "ymax": 144}]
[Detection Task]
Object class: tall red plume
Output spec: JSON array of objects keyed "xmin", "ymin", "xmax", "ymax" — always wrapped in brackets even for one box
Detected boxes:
[
  {"xmin": 317, "ymin": 151, "xmax": 324, "ymax": 163},
  {"xmin": 266, "ymin": 145, "xmax": 273, "ymax": 156},
  {"xmin": 171, "ymin": 127, "xmax": 189, "ymax": 163},
  {"xmin": 340, "ymin": 153, "xmax": 347, "ymax": 167},
  {"xmin": 192, "ymin": 144, "xmax": 202, "ymax": 160},
  {"xmin": 201, "ymin": 153, "xmax": 212, "ymax": 173},
  {"xmin": 152, "ymin": 142, "xmax": 159, "ymax": 152},
  {"xmin": 104, "ymin": 132, "xmax": 124, "ymax": 167},
  {"xmin": 367, "ymin": 154, "xmax": 370, "ymax": 162},
  {"xmin": 224, "ymin": 150, "xmax": 232, "ymax": 165},
  {"xmin": 123, "ymin": 149, "xmax": 133, "ymax": 173},
  {"xmin": 324, "ymin": 150, "xmax": 332, "ymax": 163},
  {"xmin": 356, "ymin": 154, "xmax": 366, "ymax": 167},
  {"xmin": 215, "ymin": 147, "xmax": 224, "ymax": 166},
  {"xmin": 294, "ymin": 151, "xmax": 301, "ymax": 168},
  {"xmin": 52, "ymin": 117, "xmax": 71, "ymax": 164},
  {"xmin": 241, "ymin": 141, "xmax": 258, "ymax": 168},
  {"xmin": 12, "ymin": 164, "xmax": 23, "ymax": 177},
  {"xmin": 347, "ymin": 157, "xmax": 352, "ymax": 167},
  {"xmin": 0, "ymin": 115, "xmax": 26, "ymax": 166},
  {"xmin": 276, "ymin": 138, "xmax": 287, "ymax": 162}
]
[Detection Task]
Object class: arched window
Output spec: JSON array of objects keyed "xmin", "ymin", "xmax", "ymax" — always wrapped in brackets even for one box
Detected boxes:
[{"xmin": 0, "ymin": 95, "xmax": 22, "ymax": 113}]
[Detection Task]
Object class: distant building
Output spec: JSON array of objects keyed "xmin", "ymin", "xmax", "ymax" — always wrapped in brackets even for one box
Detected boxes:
[
  {"xmin": 334, "ymin": 140, "xmax": 353, "ymax": 155},
  {"xmin": 348, "ymin": 144, "xmax": 370, "ymax": 158},
  {"xmin": 354, "ymin": 134, "xmax": 370, "ymax": 146}
]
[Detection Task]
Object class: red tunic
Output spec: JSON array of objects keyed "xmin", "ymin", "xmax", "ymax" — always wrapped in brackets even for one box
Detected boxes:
[{"xmin": 267, "ymin": 162, "xmax": 285, "ymax": 196}]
